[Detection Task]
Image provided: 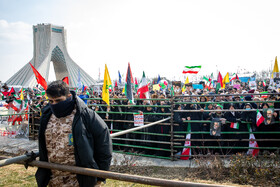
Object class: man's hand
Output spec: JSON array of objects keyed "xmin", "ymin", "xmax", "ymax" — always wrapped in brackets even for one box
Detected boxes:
[{"xmin": 220, "ymin": 118, "xmax": 226, "ymax": 124}]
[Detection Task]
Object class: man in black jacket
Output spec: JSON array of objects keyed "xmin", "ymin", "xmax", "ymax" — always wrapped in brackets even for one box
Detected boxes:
[{"xmin": 35, "ymin": 80, "xmax": 112, "ymax": 187}]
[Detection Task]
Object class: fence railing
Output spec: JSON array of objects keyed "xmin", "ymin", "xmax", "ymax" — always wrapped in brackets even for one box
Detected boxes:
[
  {"xmin": 2, "ymin": 92, "xmax": 280, "ymax": 160},
  {"xmin": 85, "ymin": 92, "xmax": 280, "ymax": 160}
]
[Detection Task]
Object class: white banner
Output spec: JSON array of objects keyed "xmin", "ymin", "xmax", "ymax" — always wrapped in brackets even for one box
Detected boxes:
[{"xmin": 134, "ymin": 113, "xmax": 144, "ymax": 126}]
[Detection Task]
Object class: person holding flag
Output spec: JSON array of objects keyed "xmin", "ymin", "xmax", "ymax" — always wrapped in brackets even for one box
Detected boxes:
[
  {"xmin": 257, "ymin": 103, "xmax": 279, "ymax": 151},
  {"xmin": 173, "ymin": 104, "xmax": 188, "ymax": 156},
  {"xmin": 224, "ymin": 104, "xmax": 242, "ymax": 154},
  {"xmin": 240, "ymin": 103, "xmax": 257, "ymax": 153}
]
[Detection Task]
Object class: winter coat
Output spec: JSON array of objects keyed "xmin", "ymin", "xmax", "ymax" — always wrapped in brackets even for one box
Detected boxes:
[{"xmin": 35, "ymin": 91, "xmax": 112, "ymax": 187}]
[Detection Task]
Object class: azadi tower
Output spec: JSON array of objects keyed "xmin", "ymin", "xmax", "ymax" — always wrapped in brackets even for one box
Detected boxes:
[{"xmin": 6, "ymin": 24, "xmax": 95, "ymax": 87}]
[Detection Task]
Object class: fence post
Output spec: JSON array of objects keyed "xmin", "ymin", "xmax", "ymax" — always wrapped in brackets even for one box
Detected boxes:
[
  {"xmin": 32, "ymin": 112, "xmax": 35, "ymax": 140},
  {"xmin": 170, "ymin": 96, "xmax": 175, "ymax": 160}
]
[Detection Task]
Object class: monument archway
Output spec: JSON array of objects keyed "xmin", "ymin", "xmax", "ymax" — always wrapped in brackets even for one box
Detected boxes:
[{"xmin": 6, "ymin": 24, "xmax": 95, "ymax": 87}]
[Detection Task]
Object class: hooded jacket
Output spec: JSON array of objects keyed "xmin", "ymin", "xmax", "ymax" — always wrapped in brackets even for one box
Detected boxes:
[{"xmin": 35, "ymin": 91, "xmax": 112, "ymax": 187}]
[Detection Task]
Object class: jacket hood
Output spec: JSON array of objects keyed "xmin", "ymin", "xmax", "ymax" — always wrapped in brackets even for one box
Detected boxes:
[{"xmin": 71, "ymin": 90, "xmax": 88, "ymax": 113}]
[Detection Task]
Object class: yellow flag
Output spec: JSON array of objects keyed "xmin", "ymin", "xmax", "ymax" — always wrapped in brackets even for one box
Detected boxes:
[
  {"xmin": 20, "ymin": 88, "xmax": 24, "ymax": 100},
  {"xmin": 153, "ymin": 84, "xmax": 160, "ymax": 91},
  {"xmin": 271, "ymin": 56, "xmax": 279, "ymax": 78},
  {"xmin": 102, "ymin": 64, "xmax": 112, "ymax": 106},
  {"xmin": 182, "ymin": 85, "xmax": 186, "ymax": 93},
  {"xmin": 222, "ymin": 72, "xmax": 229, "ymax": 88},
  {"xmin": 185, "ymin": 76, "xmax": 189, "ymax": 84},
  {"xmin": 182, "ymin": 76, "xmax": 189, "ymax": 93}
]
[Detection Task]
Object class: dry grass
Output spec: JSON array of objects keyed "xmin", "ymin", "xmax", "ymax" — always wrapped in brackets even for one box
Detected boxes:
[
  {"xmin": 0, "ymin": 164, "xmax": 241, "ymax": 187},
  {"xmin": 0, "ymin": 164, "xmax": 36, "ymax": 187},
  {"xmin": 0, "ymin": 164, "xmax": 153, "ymax": 187},
  {"xmin": 2, "ymin": 153, "xmax": 277, "ymax": 187}
]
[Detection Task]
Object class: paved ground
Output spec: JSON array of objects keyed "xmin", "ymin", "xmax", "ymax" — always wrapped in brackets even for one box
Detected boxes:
[{"xmin": 0, "ymin": 136, "xmax": 198, "ymax": 167}]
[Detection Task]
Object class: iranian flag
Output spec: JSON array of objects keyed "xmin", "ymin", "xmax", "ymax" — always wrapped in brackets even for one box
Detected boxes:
[
  {"xmin": 229, "ymin": 73, "xmax": 239, "ymax": 82},
  {"xmin": 22, "ymin": 101, "xmax": 29, "ymax": 120},
  {"xmin": 247, "ymin": 125, "xmax": 259, "ymax": 156},
  {"xmin": 230, "ymin": 122, "xmax": 239, "ymax": 129},
  {"xmin": 203, "ymin": 76, "xmax": 211, "ymax": 90},
  {"xmin": 137, "ymin": 71, "xmax": 150, "ymax": 99},
  {"xmin": 256, "ymin": 109, "xmax": 265, "ymax": 127},
  {"xmin": 182, "ymin": 65, "xmax": 201, "ymax": 74},
  {"xmin": 262, "ymin": 80, "xmax": 266, "ymax": 87},
  {"xmin": 8, "ymin": 99, "xmax": 22, "ymax": 112},
  {"xmin": 135, "ymin": 77, "xmax": 139, "ymax": 90},
  {"xmin": 181, "ymin": 124, "xmax": 191, "ymax": 160},
  {"xmin": 260, "ymin": 91, "xmax": 268, "ymax": 98},
  {"xmin": 12, "ymin": 115, "xmax": 23, "ymax": 125}
]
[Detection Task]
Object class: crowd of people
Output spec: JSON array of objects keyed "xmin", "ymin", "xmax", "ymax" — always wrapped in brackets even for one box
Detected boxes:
[
  {"xmin": 80, "ymin": 80, "xmax": 280, "ymax": 157},
  {"xmin": 1, "ymin": 79, "xmax": 280, "ymax": 158}
]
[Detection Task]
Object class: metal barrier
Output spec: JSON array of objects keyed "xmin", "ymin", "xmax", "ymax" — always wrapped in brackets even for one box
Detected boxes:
[
  {"xmin": 85, "ymin": 92, "xmax": 280, "ymax": 160},
  {"xmin": 1, "ymin": 92, "xmax": 280, "ymax": 185},
  {"xmin": 0, "ymin": 156, "xmax": 226, "ymax": 187},
  {"xmin": 1, "ymin": 121, "xmax": 228, "ymax": 187},
  {"xmin": 3, "ymin": 92, "xmax": 279, "ymax": 160}
]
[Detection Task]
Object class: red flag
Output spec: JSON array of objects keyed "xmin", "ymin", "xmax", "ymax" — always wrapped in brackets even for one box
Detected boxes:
[
  {"xmin": 247, "ymin": 125, "xmax": 259, "ymax": 156},
  {"xmin": 29, "ymin": 63, "xmax": 48, "ymax": 90},
  {"xmin": 9, "ymin": 87, "xmax": 15, "ymax": 96},
  {"xmin": 62, "ymin": 77, "xmax": 69, "ymax": 85},
  {"xmin": 217, "ymin": 72, "xmax": 223, "ymax": 88},
  {"xmin": 83, "ymin": 86, "xmax": 88, "ymax": 91},
  {"xmin": 2, "ymin": 87, "xmax": 15, "ymax": 97},
  {"xmin": 180, "ymin": 124, "xmax": 191, "ymax": 160},
  {"xmin": 1, "ymin": 91, "xmax": 9, "ymax": 96}
]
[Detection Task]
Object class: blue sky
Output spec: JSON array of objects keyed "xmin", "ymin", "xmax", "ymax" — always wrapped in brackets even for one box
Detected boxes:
[{"xmin": 0, "ymin": 0, "xmax": 280, "ymax": 83}]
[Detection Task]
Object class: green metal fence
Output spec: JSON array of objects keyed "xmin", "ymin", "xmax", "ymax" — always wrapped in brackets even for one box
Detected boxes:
[
  {"xmin": 85, "ymin": 92, "xmax": 280, "ymax": 160},
  {"xmin": 3, "ymin": 92, "xmax": 279, "ymax": 161}
]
